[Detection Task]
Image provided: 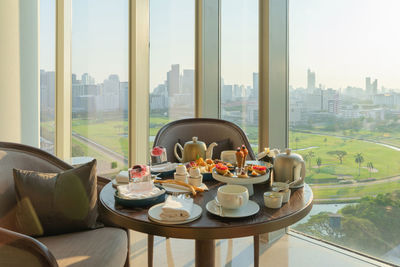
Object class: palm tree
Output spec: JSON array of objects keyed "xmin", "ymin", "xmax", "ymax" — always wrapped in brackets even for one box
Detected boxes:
[
  {"xmin": 354, "ymin": 153, "xmax": 364, "ymax": 176},
  {"xmin": 367, "ymin": 162, "xmax": 374, "ymax": 178},
  {"xmin": 323, "ymin": 137, "xmax": 327, "ymax": 146},
  {"xmin": 316, "ymin": 157, "xmax": 322, "ymax": 173},
  {"xmin": 307, "ymin": 151, "xmax": 315, "ymax": 169}
]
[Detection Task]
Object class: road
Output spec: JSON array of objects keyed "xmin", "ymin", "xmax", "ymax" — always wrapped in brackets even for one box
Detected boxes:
[
  {"xmin": 72, "ymin": 132, "xmax": 128, "ymax": 166},
  {"xmin": 311, "ymin": 175, "xmax": 400, "ymax": 189}
]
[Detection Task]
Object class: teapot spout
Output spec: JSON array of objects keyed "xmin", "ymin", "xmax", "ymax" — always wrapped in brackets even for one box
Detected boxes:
[{"xmin": 206, "ymin": 142, "xmax": 218, "ymax": 159}]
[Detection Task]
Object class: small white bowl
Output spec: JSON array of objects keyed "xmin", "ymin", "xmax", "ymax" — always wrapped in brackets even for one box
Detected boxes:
[
  {"xmin": 272, "ymin": 182, "xmax": 290, "ymax": 191},
  {"xmin": 174, "ymin": 173, "xmax": 188, "ymax": 183},
  {"xmin": 264, "ymin": 191, "xmax": 283, "ymax": 209},
  {"xmin": 188, "ymin": 175, "xmax": 203, "ymax": 187}
]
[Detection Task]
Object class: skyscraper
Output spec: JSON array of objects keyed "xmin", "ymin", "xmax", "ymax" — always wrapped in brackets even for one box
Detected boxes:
[
  {"xmin": 365, "ymin": 77, "xmax": 377, "ymax": 95},
  {"xmin": 167, "ymin": 64, "xmax": 180, "ymax": 97},
  {"xmin": 365, "ymin": 77, "xmax": 371, "ymax": 93},
  {"xmin": 307, "ymin": 69, "xmax": 316, "ymax": 91},
  {"xmin": 252, "ymin": 72, "xmax": 259, "ymax": 99}
]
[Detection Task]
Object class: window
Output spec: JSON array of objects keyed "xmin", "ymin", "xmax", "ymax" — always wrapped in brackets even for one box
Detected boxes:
[
  {"xmin": 40, "ymin": 0, "xmax": 56, "ymax": 154},
  {"xmin": 149, "ymin": 0, "xmax": 195, "ymax": 147},
  {"xmin": 289, "ymin": 0, "xmax": 400, "ymax": 264},
  {"xmin": 220, "ymin": 0, "xmax": 259, "ymax": 152},
  {"xmin": 71, "ymin": 0, "xmax": 129, "ymax": 177}
]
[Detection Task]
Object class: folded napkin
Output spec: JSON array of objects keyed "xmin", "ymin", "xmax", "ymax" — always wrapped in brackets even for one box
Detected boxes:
[
  {"xmin": 151, "ymin": 162, "xmax": 178, "ymax": 173},
  {"xmin": 159, "ymin": 195, "xmax": 193, "ymax": 221},
  {"xmin": 116, "ymin": 171, "xmax": 129, "ymax": 183},
  {"xmin": 117, "ymin": 184, "xmax": 164, "ymax": 200}
]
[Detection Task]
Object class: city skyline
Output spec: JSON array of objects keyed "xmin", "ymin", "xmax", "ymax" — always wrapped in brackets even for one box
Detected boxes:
[{"xmin": 41, "ymin": 0, "xmax": 400, "ymax": 92}]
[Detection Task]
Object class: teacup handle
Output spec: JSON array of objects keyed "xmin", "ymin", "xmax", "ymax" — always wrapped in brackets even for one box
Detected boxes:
[{"xmin": 238, "ymin": 196, "xmax": 243, "ymax": 207}]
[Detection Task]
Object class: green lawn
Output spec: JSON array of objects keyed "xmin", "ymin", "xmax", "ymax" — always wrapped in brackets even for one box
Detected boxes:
[{"xmin": 289, "ymin": 131, "xmax": 400, "ymax": 181}]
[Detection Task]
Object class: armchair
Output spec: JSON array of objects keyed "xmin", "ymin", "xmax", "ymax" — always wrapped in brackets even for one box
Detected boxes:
[{"xmin": 0, "ymin": 142, "xmax": 129, "ymax": 267}]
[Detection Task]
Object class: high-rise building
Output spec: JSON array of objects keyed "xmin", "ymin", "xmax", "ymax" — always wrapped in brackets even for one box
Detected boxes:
[
  {"xmin": 222, "ymin": 85, "xmax": 233, "ymax": 103},
  {"xmin": 365, "ymin": 77, "xmax": 371, "ymax": 93},
  {"xmin": 365, "ymin": 77, "xmax": 378, "ymax": 95},
  {"xmin": 372, "ymin": 79, "xmax": 378, "ymax": 95},
  {"xmin": 167, "ymin": 64, "xmax": 180, "ymax": 97},
  {"xmin": 252, "ymin": 72, "xmax": 259, "ymax": 99},
  {"xmin": 307, "ymin": 69, "xmax": 316, "ymax": 91},
  {"xmin": 181, "ymin": 69, "xmax": 194, "ymax": 95}
]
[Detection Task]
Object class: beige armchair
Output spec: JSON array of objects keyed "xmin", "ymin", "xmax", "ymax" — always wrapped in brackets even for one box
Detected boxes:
[{"xmin": 0, "ymin": 142, "xmax": 129, "ymax": 267}]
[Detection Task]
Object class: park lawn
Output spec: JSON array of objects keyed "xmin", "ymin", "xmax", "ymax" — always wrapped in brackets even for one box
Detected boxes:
[
  {"xmin": 72, "ymin": 119, "xmax": 129, "ymax": 158},
  {"xmin": 312, "ymin": 180, "xmax": 400, "ymax": 200},
  {"xmin": 289, "ymin": 132, "xmax": 400, "ymax": 181},
  {"xmin": 72, "ymin": 137, "xmax": 115, "ymax": 163}
]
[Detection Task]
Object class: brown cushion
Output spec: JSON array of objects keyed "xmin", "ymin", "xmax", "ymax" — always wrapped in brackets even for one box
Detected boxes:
[
  {"xmin": 13, "ymin": 160, "xmax": 99, "ymax": 237},
  {"xmin": 38, "ymin": 227, "xmax": 128, "ymax": 267}
]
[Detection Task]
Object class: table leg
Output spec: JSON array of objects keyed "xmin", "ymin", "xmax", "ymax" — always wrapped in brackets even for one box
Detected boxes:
[
  {"xmin": 195, "ymin": 239, "xmax": 215, "ymax": 267},
  {"xmin": 254, "ymin": 235, "xmax": 259, "ymax": 267},
  {"xmin": 148, "ymin": 235, "xmax": 154, "ymax": 267}
]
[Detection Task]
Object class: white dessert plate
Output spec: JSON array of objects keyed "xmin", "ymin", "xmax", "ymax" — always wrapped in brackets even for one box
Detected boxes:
[
  {"xmin": 148, "ymin": 203, "xmax": 202, "ymax": 225},
  {"xmin": 160, "ymin": 183, "xmax": 207, "ymax": 194},
  {"xmin": 212, "ymin": 169, "xmax": 268, "ymax": 185},
  {"xmin": 206, "ymin": 199, "xmax": 260, "ymax": 218}
]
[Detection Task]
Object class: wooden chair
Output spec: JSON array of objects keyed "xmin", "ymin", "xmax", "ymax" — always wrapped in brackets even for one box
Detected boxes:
[{"xmin": 150, "ymin": 118, "xmax": 260, "ymax": 266}]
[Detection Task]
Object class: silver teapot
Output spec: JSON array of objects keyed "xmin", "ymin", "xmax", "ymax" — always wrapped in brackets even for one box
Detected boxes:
[{"xmin": 273, "ymin": 148, "xmax": 305, "ymax": 188}]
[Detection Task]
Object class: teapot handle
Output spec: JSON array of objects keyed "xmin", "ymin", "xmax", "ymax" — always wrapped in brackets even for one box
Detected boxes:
[
  {"xmin": 174, "ymin": 143, "xmax": 184, "ymax": 162},
  {"xmin": 298, "ymin": 160, "xmax": 306, "ymax": 185}
]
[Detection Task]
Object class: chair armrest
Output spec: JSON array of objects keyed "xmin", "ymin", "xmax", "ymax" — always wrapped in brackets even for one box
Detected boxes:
[
  {"xmin": 0, "ymin": 227, "xmax": 58, "ymax": 267},
  {"xmin": 97, "ymin": 175, "xmax": 111, "ymax": 194}
]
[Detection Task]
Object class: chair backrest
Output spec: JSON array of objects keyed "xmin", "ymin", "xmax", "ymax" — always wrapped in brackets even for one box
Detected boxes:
[
  {"xmin": 153, "ymin": 118, "xmax": 256, "ymax": 163},
  {"xmin": 0, "ymin": 142, "xmax": 73, "ymax": 231}
]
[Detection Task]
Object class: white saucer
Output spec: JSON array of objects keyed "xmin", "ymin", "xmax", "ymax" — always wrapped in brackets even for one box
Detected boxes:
[
  {"xmin": 148, "ymin": 203, "xmax": 202, "ymax": 225},
  {"xmin": 112, "ymin": 179, "xmax": 129, "ymax": 188},
  {"xmin": 206, "ymin": 200, "xmax": 260, "ymax": 218},
  {"xmin": 160, "ymin": 183, "xmax": 207, "ymax": 194}
]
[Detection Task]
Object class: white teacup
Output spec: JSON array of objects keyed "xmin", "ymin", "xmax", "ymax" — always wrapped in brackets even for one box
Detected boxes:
[
  {"xmin": 220, "ymin": 150, "xmax": 237, "ymax": 164},
  {"xmin": 217, "ymin": 185, "xmax": 249, "ymax": 209}
]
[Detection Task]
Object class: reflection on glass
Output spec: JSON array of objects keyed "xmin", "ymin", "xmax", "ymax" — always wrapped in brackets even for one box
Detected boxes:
[
  {"xmin": 289, "ymin": 0, "xmax": 400, "ymax": 264},
  {"xmin": 40, "ymin": 0, "xmax": 56, "ymax": 154},
  {"xmin": 149, "ymin": 0, "xmax": 195, "ymax": 147},
  {"xmin": 221, "ymin": 0, "xmax": 259, "ymax": 152},
  {"xmin": 71, "ymin": 0, "xmax": 128, "ymax": 177}
]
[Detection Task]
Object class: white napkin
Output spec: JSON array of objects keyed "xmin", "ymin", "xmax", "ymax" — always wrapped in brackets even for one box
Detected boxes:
[
  {"xmin": 159, "ymin": 195, "xmax": 193, "ymax": 221},
  {"xmin": 117, "ymin": 184, "xmax": 164, "ymax": 200},
  {"xmin": 116, "ymin": 171, "xmax": 129, "ymax": 183},
  {"xmin": 151, "ymin": 162, "xmax": 178, "ymax": 173}
]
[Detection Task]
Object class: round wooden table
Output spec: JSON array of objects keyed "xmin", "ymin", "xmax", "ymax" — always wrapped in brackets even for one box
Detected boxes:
[{"xmin": 100, "ymin": 180, "xmax": 313, "ymax": 267}]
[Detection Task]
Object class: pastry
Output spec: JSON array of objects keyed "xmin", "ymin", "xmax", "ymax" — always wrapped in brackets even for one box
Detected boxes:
[
  {"xmin": 223, "ymin": 171, "xmax": 234, "ymax": 177},
  {"xmin": 250, "ymin": 171, "xmax": 259, "ymax": 176},
  {"xmin": 237, "ymin": 171, "xmax": 248, "ymax": 178},
  {"xmin": 215, "ymin": 163, "xmax": 228, "ymax": 175},
  {"xmin": 206, "ymin": 158, "xmax": 214, "ymax": 165},
  {"xmin": 241, "ymin": 145, "xmax": 248, "ymax": 165},
  {"xmin": 154, "ymin": 179, "xmax": 204, "ymax": 196},
  {"xmin": 235, "ymin": 148, "xmax": 244, "ymax": 169},
  {"xmin": 253, "ymin": 165, "xmax": 267, "ymax": 175}
]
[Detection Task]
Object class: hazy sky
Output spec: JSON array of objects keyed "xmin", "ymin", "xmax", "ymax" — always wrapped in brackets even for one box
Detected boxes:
[{"xmin": 40, "ymin": 0, "xmax": 400, "ymax": 91}]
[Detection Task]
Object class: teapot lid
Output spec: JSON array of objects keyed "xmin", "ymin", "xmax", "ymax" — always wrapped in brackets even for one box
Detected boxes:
[{"xmin": 186, "ymin": 136, "xmax": 205, "ymax": 145}]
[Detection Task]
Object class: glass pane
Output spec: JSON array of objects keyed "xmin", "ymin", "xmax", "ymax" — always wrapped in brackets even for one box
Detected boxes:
[
  {"xmin": 71, "ymin": 0, "xmax": 128, "ymax": 177},
  {"xmin": 289, "ymin": 0, "xmax": 400, "ymax": 264},
  {"xmin": 221, "ymin": 0, "xmax": 259, "ymax": 152},
  {"xmin": 40, "ymin": 0, "xmax": 55, "ymax": 154},
  {"xmin": 149, "ymin": 0, "xmax": 195, "ymax": 147}
]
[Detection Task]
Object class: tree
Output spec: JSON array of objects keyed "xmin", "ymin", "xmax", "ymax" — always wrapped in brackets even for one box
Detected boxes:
[
  {"xmin": 367, "ymin": 162, "xmax": 374, "ymax": 178},
  {"xmin": 354, "ymin": 153, "xmax": 364, "ymax": 176},
  {"xmin": 306, "ymin": 151, "xmax": 315, "ymax": 169},
  {"xmin": 316, "ymin": 157, "xmax": 322, "ymax": 172},
  {"xmin": 323, "ymin": 137, "xmax": 328, "ymax": 146},
  {"xmin": 327, "ymin": 150, "xmax": 347, "ymax": 164}
]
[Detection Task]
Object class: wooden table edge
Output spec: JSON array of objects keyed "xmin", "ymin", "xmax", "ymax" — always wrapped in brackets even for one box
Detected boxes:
[{"xmin": 99, "ymin": 182, "xmax": 314, "ymax": 240}]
